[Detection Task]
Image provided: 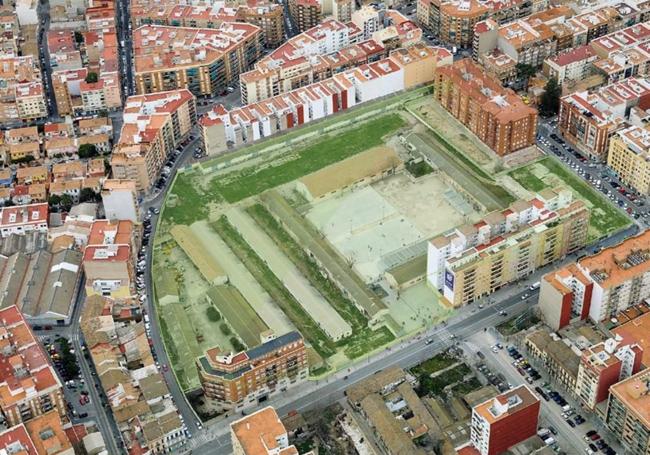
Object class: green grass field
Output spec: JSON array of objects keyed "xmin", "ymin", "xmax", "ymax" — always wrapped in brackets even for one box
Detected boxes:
[
  {"xmin": 209, "ymin": 114, "xmax": 406, "ymax": 203},
  {"xmin": 508, "ymin": 157, "xmax": 630, "ymax": 240},
  {"xmin": 206, "ymin": 285, "xmax": 268, "ymax": 348}
]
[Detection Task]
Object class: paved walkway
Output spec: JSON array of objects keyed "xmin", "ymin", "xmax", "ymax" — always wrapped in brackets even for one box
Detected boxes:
[
  {"xmin": 225, "ymin": 208, "xmax": 352, "ymax": 341},
  {"xmin": 190, "ymin": 220, "xmax": 295, "ymax": 336}
]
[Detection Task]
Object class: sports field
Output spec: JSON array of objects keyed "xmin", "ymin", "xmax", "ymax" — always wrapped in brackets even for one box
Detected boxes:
[{"xmin": 506, "ymin": 157, "xmax": 631, "ymax": 240}]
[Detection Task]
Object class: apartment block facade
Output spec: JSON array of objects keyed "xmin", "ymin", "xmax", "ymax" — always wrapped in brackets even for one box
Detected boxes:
[
  {"xmin": 606, "ymin": 368, "xmax": 650, "ymax": 455},
  {"xmin": 203, "ymin": 44, "xmax": 448, "ymax": 154},
  {"xmin": 575, "ymin": 339, "xmax": 643, "ymax": 410},
  {"xmin": 111, "ymin": 89, "xmax": 196, "ymax": 192},
  {"xmin": 469, "ymin": 385, "xmax": 540, "ymax": 455},
  {"xmin": 559, "ymin": 77, "xmax": 650, "ymax": 160},
  {"xmin": 434, "ymin": 58, "xmax": 538, "ymax": 156},
  {"xmin": 539, "ymin": 230, "xmax": 650, "ymax": 326},
  {"xmin": 428, "ymin": 189, "xmax": 589, "ymax": 307},
  {"xmin": 197, "ymin": 332, "xmax": 308, "ymax": 410},
  {"xmin": 607, "ymin": 124, "xmax": 650, "ymax": 195},
  {"xmin": 133, "ymin": 24, "xmax": 263, "ymax": 97}
]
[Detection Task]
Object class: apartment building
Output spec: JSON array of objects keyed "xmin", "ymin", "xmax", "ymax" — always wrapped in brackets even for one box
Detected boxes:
[
  {"xmin": 607, "ymin": 124, "xmax": 650, "ymax": 195},
  {"xmin": 589, "ymin": 22, "xmax": 650, "ymax": 84},
  {"xmin": 467, "ymin": 385, "xmax": 540, "ymax": 455},
  {"xmin": 196, "ymin": 331, "xmax": 308, "ymax": 410},
  {"xmin": 559, "ymin": 77, "xmax": 650, "ymax": 160},
  {"xmin": 130, "ymin": 0, "xmax": 285, "ymax": 48},
  {"xmin": 427, "ymin": 189, "xmax": 589, "ymax": 307},
  {"xmin": 288, "ymin": 0, "xmax": 321, "ymax": 32},
  {"xmin": 240, "ymin": 19, "xmax": 375, "ymax": 104},
  {"xmin": 0, "ymin": 203, "xmax": 48, "ymax": 238},
  {"xmin": 525, "ymin": 330, "xmax": 581, "ymax": 394},
  {"xmin": 417, "ymin": 0, "xmax": 487, "ymax": 48},
  {"xmin": 475, "ymin": 17, "xmax": 556, "ymax": 68},
  {"xmin": 82, "ymin": 220, "xmax": 136, "ymax": 298},
  {"xmin": 231, "ymin": 407, "xmax": 307, "ymax": 455},
  {"xmin": 0, "ymin": 54, "xmax": 47, "ymax": 122},
  {"xmin": 434, "ymin": 59, "xmax": 537, "ymax": 156},
  {"xmin": 576, "ymin": 338, "xmax": 643, "ymax": 410},
  {"xmin": 606, "ymin": 368, "xmax": 650, "ymax": 455},
  {"xmin": 133, "ymin": 23, "xmax": 263, "ymax": 97},
  {"xmin": 111, "ymin": 89, "xmax": 196, "ymax": 193},
  {"xmin": 0, "ymin": 306, "xmax": 66, "ymax": 427},
  {"xmin": 544, "ymin": 45, "xmax": 598, "ymax": 86},
  {"xmin": 0, "ymin": 411, "xmax": 75, "ymax": 455},
  {"xmin": 540, "ymin": 229, "xmax": 650, "ymax": 326}
]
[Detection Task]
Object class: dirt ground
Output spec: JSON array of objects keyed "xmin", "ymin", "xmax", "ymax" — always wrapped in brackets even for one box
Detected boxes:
[{"xmin": 407, "ymin": 98, "xmax": 499, "ymax": 173}]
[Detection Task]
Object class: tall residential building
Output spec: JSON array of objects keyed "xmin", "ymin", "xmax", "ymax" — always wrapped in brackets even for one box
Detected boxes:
[
  {"xmin": 417, "ymin": 0, "xmax": 488, "ymax": 48},
  {"xmin": 606, "ymin": 368, "xmax": 650, "ymax": 455},
  {"xmin": 82, "ymin": 220, "xmax": 136, "ymax": 298},
  {"xmin": 539, "ymin": 230, "xmax": 650, "ymax": 327},
  {"xmin": 576, "ymin": 339, "xmax": 643, "ymax": 410},
  {"xmin": 196, "ymin": 331, "xmax": 308, "ymax": 410},
  {"xmin": 231, "ymin": 407, "xmax": 309, "ymax": 455},
  {"xmin": 133, "ymin": 24, "xmax": 263, "ymax": 97},
  {"xmin": 0, "ymin": 306, "xmax": 66, "ymax": 427},
  {"xmin": 427, "ymin": 188, "xmax": 589, "ymax": 307},
  {"xmin": 543, "ymin": 45, "xmax": 597, "ymax": 87},
  {"xmin": 434, "ymin": 59, "xmax": 538, "ymax": 156},
  {"xmin": 468, "ymin": 385, "xmax": 540, "ymax": 455},
  {"xmin": 101, "ymin": 179, "xmax": 139, "ymax": 222},
  {"xmin": 111, "ymin": 90, "xmax": 196, "ymax": 193},
  {"xmin": 607, "ymin": 124, "xmax": 650, "ymax": 195},
  {"xmin": 558, "ymin": 77, "xmax": 650, "ymax": 160},
  {"xmin": 288, "ymin": 0, "xmax": 322, "ymax": 32},
  {"xmin": 0, "ymin": 54, "xmax": 47, "ymax": 122}
]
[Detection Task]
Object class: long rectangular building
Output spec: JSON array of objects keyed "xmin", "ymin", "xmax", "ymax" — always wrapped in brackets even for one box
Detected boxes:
[
  {"xmin": 606, "ymin": 368, "xmax": 650, "ymax": 455},
  {"xmin": 428, "ymin": 188, "xmax": 589, "ymax": 307},
  {"xmin": 201, "ymin": 44, "xmax": 451, "ymax": 155}
]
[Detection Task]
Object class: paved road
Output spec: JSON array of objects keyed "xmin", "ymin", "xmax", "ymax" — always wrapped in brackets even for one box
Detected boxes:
[
  {"xmin": 186, "ymin": 288, "xmax": 537, "ymax": 454},
  {"xmin": 70, "ymin": 287, "xmax": 123, "ymax": 454}
]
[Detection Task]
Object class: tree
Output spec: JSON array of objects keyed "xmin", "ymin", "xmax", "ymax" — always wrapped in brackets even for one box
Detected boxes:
[
  {"xmin": 85, "ymin": 72, "xmax": 98, "ymax": 84},
  {"xmin": 74, "ymin": 31, "xmax": 84, "ymax": 43},
  {"xmin": 60, "ymin": 194, "xmax": 74, "ymax": 212},
  {"xmin": 540, "ymin": 77, "xmax": 561, "ymax": 117},
  {"xmin": 516, "ymin": 63, "xmax": 536, "ymax": 89},
  {"xmin": 219, "ymin": 323, "xmax": 231, "ymax": 336},
  {"xmin": 79, "ymin": 188, "xmax": 99, "ymax": 203},
  {"xmin": 78, "ymin": 143, "xmax": 98, "ymax": 158},
  {"xmin": 206, "ymin": 306, "xmax": 221, "ymax": 322},
  {"xmin": 48, "ymin": 195, "xmax": 62, "ymax": 207},
  {"xmin": 230, "ymin": 337, "xmax": 245, "ymax": 352}
]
